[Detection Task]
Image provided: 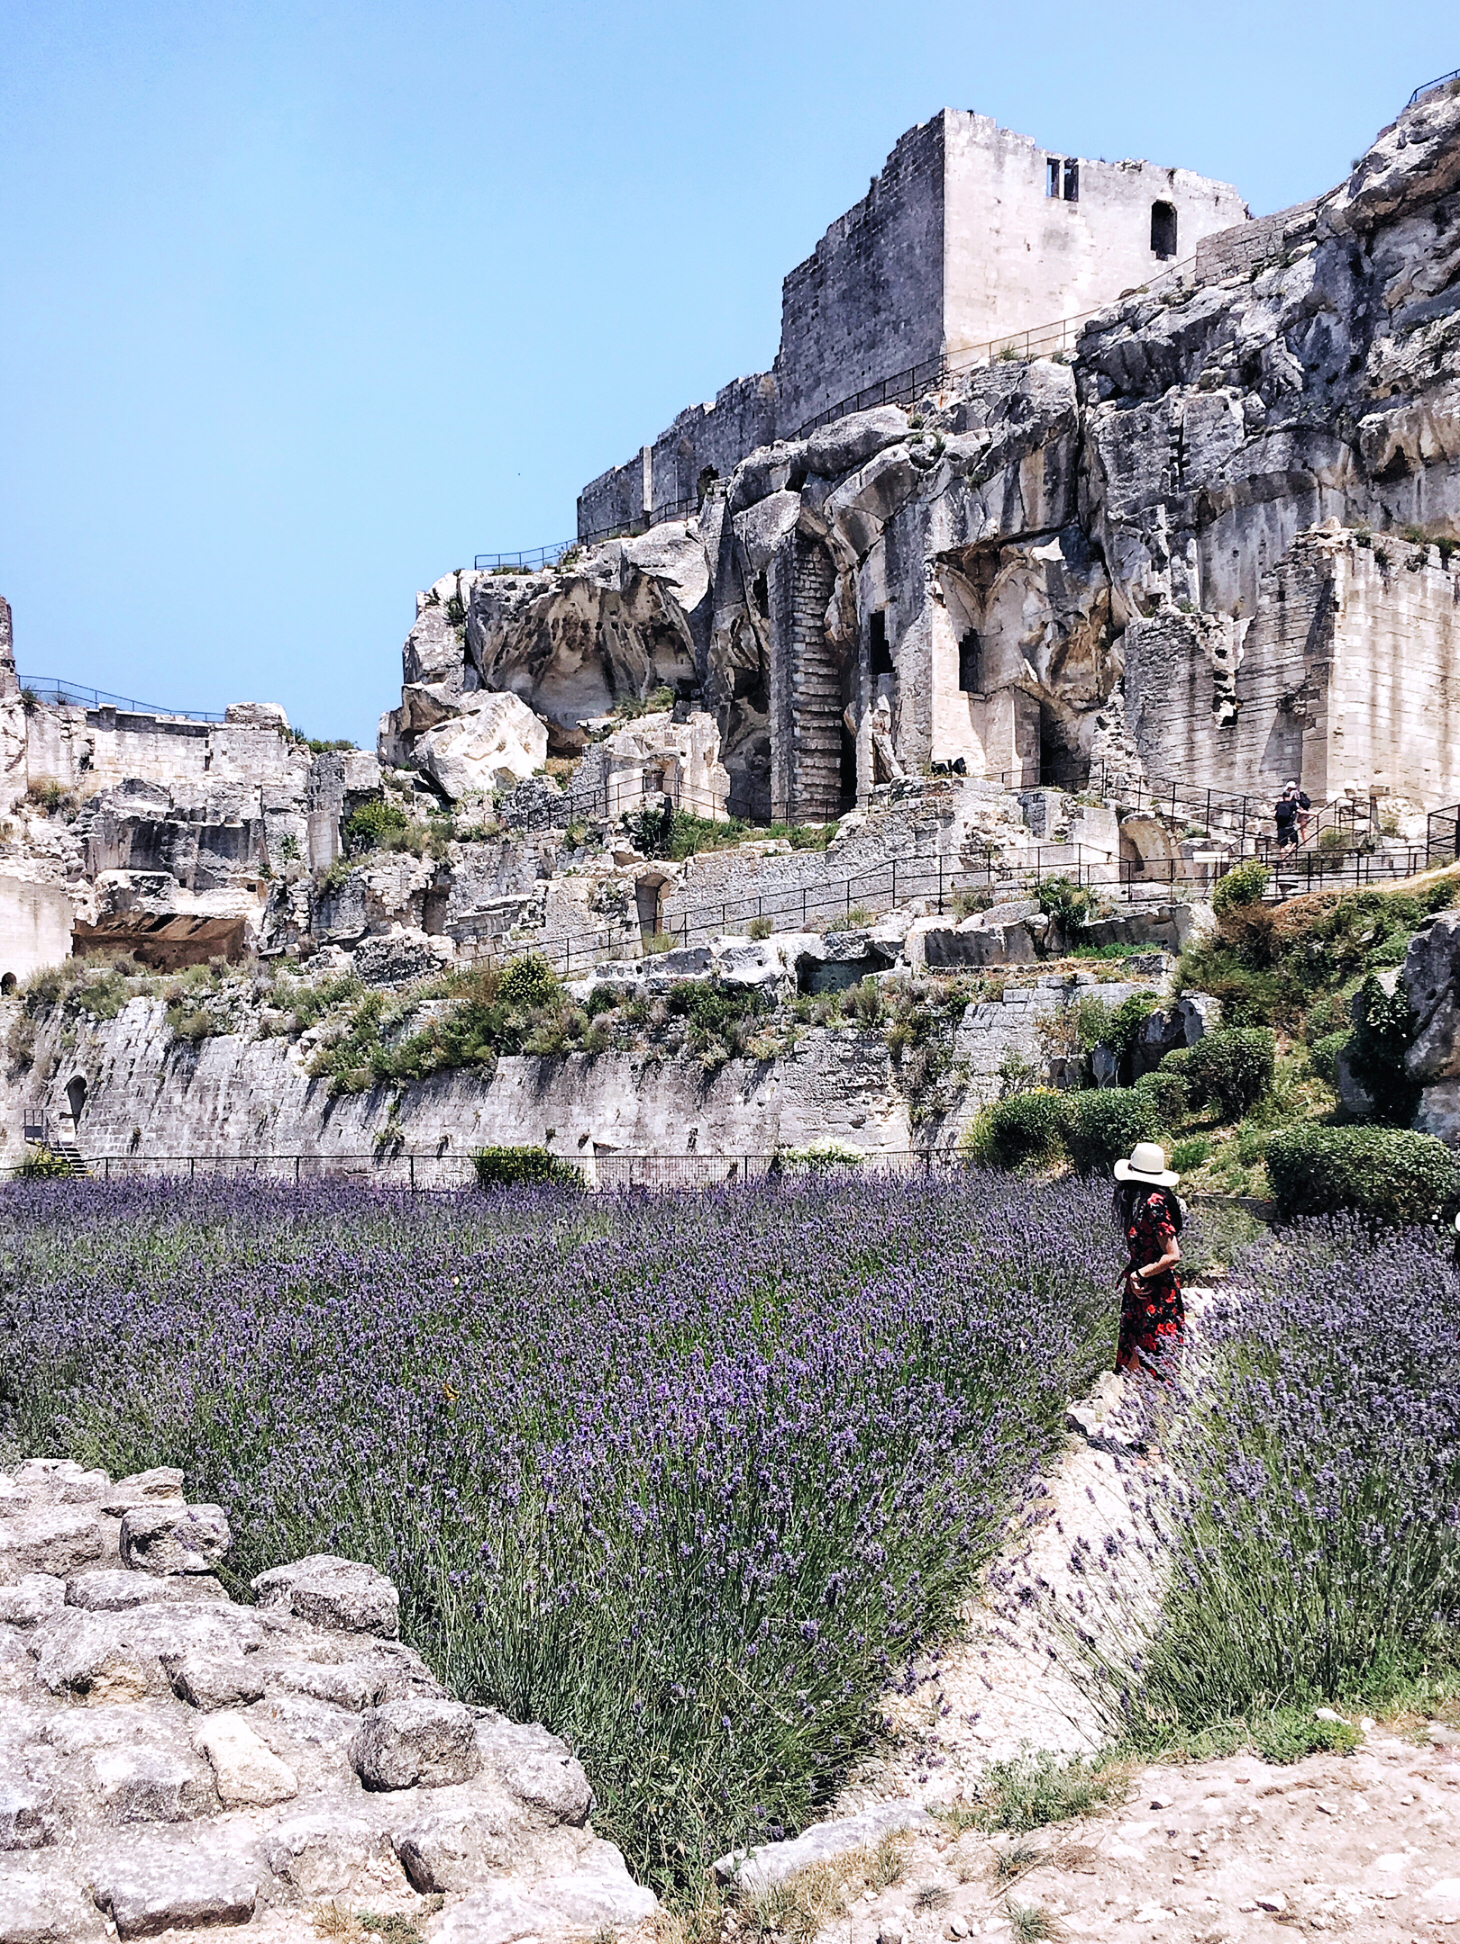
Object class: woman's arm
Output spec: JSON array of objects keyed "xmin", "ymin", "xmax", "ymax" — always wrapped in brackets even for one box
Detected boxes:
[{"xmin": 1137, "ymin": 1232, "xmax": 1180, "ymax": 1280}]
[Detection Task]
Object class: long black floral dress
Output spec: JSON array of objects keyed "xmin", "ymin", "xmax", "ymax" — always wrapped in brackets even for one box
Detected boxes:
[{"xmin": 1117, "ymin": 1190, "xmax": 1185, "ymax": 1374}]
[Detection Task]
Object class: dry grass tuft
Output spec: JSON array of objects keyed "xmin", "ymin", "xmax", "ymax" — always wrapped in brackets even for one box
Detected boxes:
[{"xmin": 736, "ymin": 1829, "xmax": 912, "ymax": 1939}]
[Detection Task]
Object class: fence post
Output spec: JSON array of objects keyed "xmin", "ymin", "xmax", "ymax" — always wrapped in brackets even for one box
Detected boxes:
[
  {"xmin": 410, "ymin": 1155, "xmax": 416, "ymax": 1195},
  {"xmin": 295, "ymin": 1155, "xmax": 300, "ymax": 1185},
  {"xmin": 189, "ymin": 1157, "xmax": 195, "ymax": 1180},
  {"xmin": 938, "ymin": 854, "xmax": 945, "ymax": 913}
]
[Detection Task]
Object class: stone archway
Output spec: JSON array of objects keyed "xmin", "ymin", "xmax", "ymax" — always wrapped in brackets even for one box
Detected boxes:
[{"xmin": 65, "ymin": 1075, "xmax": 88, "ymax": 1130}]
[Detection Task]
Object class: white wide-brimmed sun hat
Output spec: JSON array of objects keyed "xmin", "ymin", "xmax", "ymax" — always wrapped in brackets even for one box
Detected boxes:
[{"xmin": 1114, "ymin": 1141, "xmax": 1180, "ymax": 1188}]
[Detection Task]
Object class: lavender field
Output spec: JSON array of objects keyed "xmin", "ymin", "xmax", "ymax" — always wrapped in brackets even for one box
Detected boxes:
[
  {"xmin": 1106, "ymin": 1215, "xmax": 1460, "ymax": 1741},
  {"xmin": 1, "ymin": 1171, "xmax": 1120, "ymax": 1892}
]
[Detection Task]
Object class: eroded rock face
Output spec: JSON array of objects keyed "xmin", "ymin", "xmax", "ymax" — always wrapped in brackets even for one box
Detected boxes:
[
  {"xmin": 381, "ymin": 92, "xmax": 1460, "ymax": 825},
  {"xmin": 0, "ymin": 1460, "xmax": 657, "ymax": 1942}
]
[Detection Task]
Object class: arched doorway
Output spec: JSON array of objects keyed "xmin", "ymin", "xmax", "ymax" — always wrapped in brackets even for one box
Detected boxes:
[{"xmin": 65, "ymin": 1075, "xmax": 88, "ymax": 1125}]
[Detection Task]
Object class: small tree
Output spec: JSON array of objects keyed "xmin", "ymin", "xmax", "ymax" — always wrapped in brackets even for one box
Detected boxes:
[{"xmin": 1180, "ymin": 1027, "xmax": 1275, "ymax": 1120}]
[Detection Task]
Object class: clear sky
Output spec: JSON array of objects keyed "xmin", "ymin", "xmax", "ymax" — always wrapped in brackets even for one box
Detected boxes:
[{"xmin": 1, "ymin": 1, "xmax": 1454, "ymax": 745}]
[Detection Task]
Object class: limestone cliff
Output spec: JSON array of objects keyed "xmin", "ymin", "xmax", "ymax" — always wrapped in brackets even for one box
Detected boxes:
[{"xmin": 385, "ymin": 89, "xmax": 1460, "ymax": 826}]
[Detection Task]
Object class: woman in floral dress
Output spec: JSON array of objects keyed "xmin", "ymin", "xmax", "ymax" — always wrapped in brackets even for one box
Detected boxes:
[{"xmin": 1112, "ymin": 1141, "xmax": 1185, "ymax": 1375}]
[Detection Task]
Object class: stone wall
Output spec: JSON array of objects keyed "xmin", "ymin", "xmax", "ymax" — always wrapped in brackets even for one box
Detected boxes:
[
  {"xmin": 576, "ymin": 110, "xmax": 1248, "ymax": 541},
  {"xmin": 19, "ymin": 703, "xmax": 306, "ymax": 799},
  {"xmin": 776, "ymin": 117, "xmax": 948, "ymax": 435},
  {"xmin": 1125, "ymin": 531, "xmax": 1460, "ymax": 803},
  {"xmin": 940, "ymin": 113, "xmax": 1248, "ymax": 360},
  {"xmin": 1193, "ymin": 197, "xmax": 1320, "ymax": 284},
  {"xmin": 0, "ymin": 875, "xmax": 73, "ymax": 987}
]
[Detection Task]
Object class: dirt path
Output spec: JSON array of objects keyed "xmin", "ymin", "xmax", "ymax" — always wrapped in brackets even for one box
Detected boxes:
[{"xmin": 833, "ymin": 1351, "xmax": 1167, "ymax": 1813}]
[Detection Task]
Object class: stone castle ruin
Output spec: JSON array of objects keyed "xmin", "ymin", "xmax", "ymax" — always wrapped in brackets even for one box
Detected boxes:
[
  {"xmin": 578, "ymin": 111, "xmax": 1249, "ymax": 538},
  {"xmin": 1, "ymin": 85, "xmax": 1459, "ymax": 1165},
  {"xmin": 422, "ymin": 93, "xmax": 1460, "ymax": 830}
]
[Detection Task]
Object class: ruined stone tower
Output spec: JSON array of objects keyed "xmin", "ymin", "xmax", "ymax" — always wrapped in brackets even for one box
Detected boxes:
[{"xmin": 578, "ymin": 112, "xmax": 1247, "ymax": 538}]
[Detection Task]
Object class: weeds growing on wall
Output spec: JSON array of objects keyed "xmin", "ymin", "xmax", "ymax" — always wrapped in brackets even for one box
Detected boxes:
[{"xmin": 1, "ymin": 1171, "xmax": 1120, "ymax": 1900}]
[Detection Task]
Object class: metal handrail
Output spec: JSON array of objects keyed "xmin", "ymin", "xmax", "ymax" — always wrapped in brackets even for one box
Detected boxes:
[
  {"xmin": 476, "ymin": 498, "xmax": 702, "ymax": 574},
  {"xmin": 1409, "ymin": 68, "xmax": 1460, "ymax": 106},
  {"xmin": 17, "ymin": 677, "xmax": 227, "ymax": 723}
]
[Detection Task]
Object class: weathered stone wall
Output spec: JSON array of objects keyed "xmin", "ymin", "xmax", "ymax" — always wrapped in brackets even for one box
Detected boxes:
[
  {"xmin": 20, "ymin": 706, "xmax": 306, "ymax": 798},
  {"xmin": 941, "ymin": 113, "xmax": 1248, "ymax": 360},
  {"xmin": 1193, "ymin": 197, "xmax": 1320, "ymax": 284},
  {"xmin": 776, "ymin": 117, "xmax": 948, "ymax": 435},
  {"xmin": 0, "ymin": 875, "xmax": 73, "ymax": 987},
  {"xmin": 1124, "ymin": 533, "xmax": 1460, "ymax": 804},
  {"xmin": 577, "ymin": 110, "xmax": 1248, "ymax": 540}
]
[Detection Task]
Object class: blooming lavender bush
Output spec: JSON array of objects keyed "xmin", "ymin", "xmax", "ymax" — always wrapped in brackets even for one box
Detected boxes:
[
  {"xmin": 1, "ymin": 1171, "xmax": 1118, "ymax": 1894},
  {"xmin": 1108, "ymin": 1216, "xmax": 1460, "ymax": 1737}
]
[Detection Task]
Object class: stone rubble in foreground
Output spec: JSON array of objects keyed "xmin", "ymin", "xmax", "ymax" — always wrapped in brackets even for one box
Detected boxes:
[
  {"xmin": 0, "ymin": 1458, "xmax": 657, "ymax": 1944},
  {"xmin": 737, "ymin": 1734, "xmax": 1460, "ymax": 1944}
]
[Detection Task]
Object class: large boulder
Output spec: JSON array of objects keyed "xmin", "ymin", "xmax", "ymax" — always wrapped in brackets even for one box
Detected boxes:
[{"xmin": 412, "ymin": 692, "xmax": 549, "ymax": 802}]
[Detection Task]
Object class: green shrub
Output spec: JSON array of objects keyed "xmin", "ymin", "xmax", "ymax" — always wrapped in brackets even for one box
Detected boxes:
[
  {"xmin": 1309, "ymin": 1030, "xmax": 1351, "ymax": 1088},
  {"xmin": 15, "ymin": 1146, "xmax": 73, "ymax": 1180},
  {"xmin": 345, "ymin": 798, "xmax": 410, "ymax": 849},
  {"xmin": 1266, "ymin": 1124, "xmax": 1460, "ymax": 1226},
  {"xmin": 747, "ymin": 916, "xmax": 773, "ymax": 941},
  {"xmin": 1250, "ymin": 1708, "xmax": 1363, "ymax": 1765},
  {"xmin": 471, "ymin": 1145, "xmax": 581, "ymax": 1189},
  {"xmin": 1212, "ymin": 861, "xmax": 1270, "ymax": 914},
  {"xmin": 1183, "ymin": 1027, "xmax": 1276, "ymax": 1119},
  {"xmin": 978, "ymin": 1091, "xmax": 1069, "ymax": 1169},
  {"xmin": 1171, "ymin": 1134, "xmax": 1211, "ymax": 1172},
  {"xmin": 1132, "ymin": 1068, "xmax": 1188, "ymax": 1126},
  {"xmin": 776, "ymin": 1141, "xmax": 865, "ymax": 1170},
  {"xmin": 936, "ymin": 1750, "xmax": 1131, "ymax": 1836},
  {"xmin": 1346, "ymin": 973, "xmax": 1420, "ymax": 1124},
  {"xmin": 1065, "ymin": 1088, "xmax": 1166, "ymax": 1176},
  {"xmin": 1035, "ymin": 876, "xmax": 1098, "ymax": 944}
]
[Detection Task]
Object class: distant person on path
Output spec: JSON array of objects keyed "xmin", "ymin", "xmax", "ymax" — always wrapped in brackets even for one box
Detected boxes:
[
  {"xmin": 1274, "ymin": 781, "xmax": 1311, "ymax": 855},
  {"xmin": 1113, "ymin": 1142, "xmax": 1184, "ymax": 1377}
]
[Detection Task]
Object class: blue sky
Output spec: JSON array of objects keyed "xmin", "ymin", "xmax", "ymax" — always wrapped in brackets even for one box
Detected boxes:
[{"xmin": 1, "ymin": 1, "xmax": 1454, "ymax": 745}]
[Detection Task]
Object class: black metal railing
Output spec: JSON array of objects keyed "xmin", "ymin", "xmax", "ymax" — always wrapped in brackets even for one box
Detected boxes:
[
  {"xmin": 533, "ymin": 841, "xmax": 1444, "ymax": 977},
  {"xmin": 476, "ymin": 498, "xmax": 702, "ymax": 574},
  {"xmin": 3, "ymin": 1147, "xmax": 1015, "ymax": 1191},
  {"xmin": 1409, "ymin": 68, "xmax": 1460, "ymax": 106},
  {"xmin": 17, "ymin": 677, "xmax": 226, "ymax": 723}
]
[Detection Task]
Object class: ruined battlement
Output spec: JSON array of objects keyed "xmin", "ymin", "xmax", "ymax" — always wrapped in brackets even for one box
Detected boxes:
[{"xmin": 577, "ymin": 110, "xmax": 1248, "ymax": 537}]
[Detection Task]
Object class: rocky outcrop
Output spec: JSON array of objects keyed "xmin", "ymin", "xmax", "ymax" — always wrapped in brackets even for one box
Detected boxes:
[
  {"xmin": 0, "ymin": 1458, "xmax": 655, "ymax": 1942},
  {"xmin": 382, "ymin": 91, "xmax": 1459, "ymax": 827}
]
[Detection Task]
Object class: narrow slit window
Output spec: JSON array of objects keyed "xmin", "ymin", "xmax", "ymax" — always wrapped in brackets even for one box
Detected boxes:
[
  {"xmin": 1151, "ymin": 200, "xmax": 1178, "ymax": 259},
  {"xmin": 1046, "ymin": 158, "xmax": 1061, "ymax": 198},
  {"xmin": 870, "ymin": 610, "xmax": 894, "ymax": 677},
  {"xmin": 1063, "ymin": 159, "xmax": 1079, "ymax": 202},
  {"xmin": 958, "ymin": 630, "xmax": 982, "ymax": 695}
]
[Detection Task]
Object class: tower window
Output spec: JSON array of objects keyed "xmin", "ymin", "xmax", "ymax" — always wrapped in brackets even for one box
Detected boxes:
[
  {"xmin": 958, "ymin": 630, "xmax": 981, "ymax": 695},
  {"xmin": 1063, "ymin": 159, "xmax": 1079, "ymax": 203},
  {"xmin": 1151, "ymin": 200, "xmax": 1178, "ymax": 259},
  {"xmin": 870, "ymin": 610, "xmax": 894, "ymax": 677},
  {"xmin": 1046, "ymin": 158, "xmax": 1061, "ymax": 198}
]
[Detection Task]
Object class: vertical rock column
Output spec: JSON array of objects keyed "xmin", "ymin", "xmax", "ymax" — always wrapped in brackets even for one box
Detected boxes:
[{"xmin": 789, "ymin": 536, "xmax": 843, "ymax": 822}]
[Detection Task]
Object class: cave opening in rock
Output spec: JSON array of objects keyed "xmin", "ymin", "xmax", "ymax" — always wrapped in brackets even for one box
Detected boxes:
[{"xmin": 1038, "ymin": 706, "xmax": 1084, "ymax": 789}]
